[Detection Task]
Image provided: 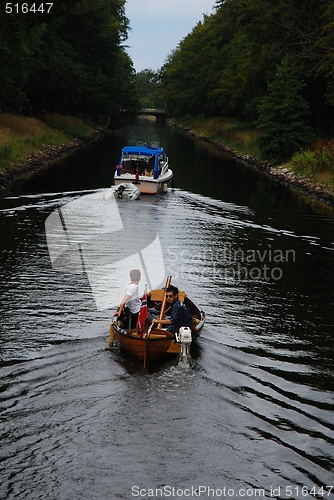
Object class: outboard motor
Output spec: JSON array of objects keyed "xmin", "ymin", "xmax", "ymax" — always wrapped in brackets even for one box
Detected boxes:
[
  {"xmin": 115, "ymin": 184, "xmax": 126, "ymax": 198},
  {"xmin": 178, "ymin": 326, "xmax": 192, "ymax": 361}
]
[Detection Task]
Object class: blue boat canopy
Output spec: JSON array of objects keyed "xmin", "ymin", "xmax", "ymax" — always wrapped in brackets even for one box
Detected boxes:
[
  {"xmin": 117, "ymin": 143, "xmax": 166, "ymax": 179},
  {"xmin": 121, "ymin": 144, "xmax": 165, "ymax": 157}
]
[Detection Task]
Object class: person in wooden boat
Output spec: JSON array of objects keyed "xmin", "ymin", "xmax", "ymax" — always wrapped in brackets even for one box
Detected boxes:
[
  {"xmin": 113, "ymin": 269, "xmax": 141, "ymax": 329},
  {"xmin": 150, "ymin": 285, "xmax": 198, "ymax": 336}
]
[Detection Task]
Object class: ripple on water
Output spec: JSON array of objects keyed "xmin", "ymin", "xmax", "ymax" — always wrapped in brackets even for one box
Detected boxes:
[{"xmin": 1, "ymin": 165, "xmax": 334, "ymax": 497}]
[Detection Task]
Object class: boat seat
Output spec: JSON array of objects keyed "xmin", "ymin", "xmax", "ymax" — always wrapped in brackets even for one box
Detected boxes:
[{"xmin": 149, "ymin": 289, "xmax": 187, "ymax": 302}]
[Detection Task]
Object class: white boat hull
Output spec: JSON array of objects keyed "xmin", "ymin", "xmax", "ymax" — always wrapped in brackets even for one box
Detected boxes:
[{"xmin": 114, "ymin": 169, "xmax": 173, "ymax": 194}]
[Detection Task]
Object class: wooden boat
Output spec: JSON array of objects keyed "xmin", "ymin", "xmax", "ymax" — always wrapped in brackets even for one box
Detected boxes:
[
  {"xmin": 114, "ymin": 143, "xmax": 173, "ymax": 194},
  {"xmin": 109, "ymin": 280, "xmax": 205, "ymax": 367}
]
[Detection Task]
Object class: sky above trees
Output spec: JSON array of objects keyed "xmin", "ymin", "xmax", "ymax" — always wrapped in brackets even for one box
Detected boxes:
[{"xmin": 125, "ymin": 0, "xmax": 215, "ymax": 72}]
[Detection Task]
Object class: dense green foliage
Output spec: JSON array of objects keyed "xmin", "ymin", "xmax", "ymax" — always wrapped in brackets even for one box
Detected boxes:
[
  {"xmin": 0, "ymin": 0, "xmax": 139, "ymax": 124},
  {"xmin": 158, "ymin": 0, "xmax": 334, "ymax": 134},
  {"xmin": 256, "ymin": 58, "xmax": 315, "ymax": 163},
  {"xmin": 135, "ymin": 69, "xmax": 160, "ymax": 109}
]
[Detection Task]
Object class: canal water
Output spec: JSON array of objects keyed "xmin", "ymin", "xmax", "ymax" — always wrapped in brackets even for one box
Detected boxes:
[{"xmin": 1, "ymin": 118, "xmax": 334, "ymax": 499}]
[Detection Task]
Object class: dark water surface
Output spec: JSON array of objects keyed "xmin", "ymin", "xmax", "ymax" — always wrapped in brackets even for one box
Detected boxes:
[{"xmin": 1, "ymin": 118, "xmax": 334, "ymax": 499}]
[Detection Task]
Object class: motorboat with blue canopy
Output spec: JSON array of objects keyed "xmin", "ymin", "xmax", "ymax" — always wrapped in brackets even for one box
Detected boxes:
[{"xmin": 114, "ymin": 143, "xmax": 173, "ymax": 194}]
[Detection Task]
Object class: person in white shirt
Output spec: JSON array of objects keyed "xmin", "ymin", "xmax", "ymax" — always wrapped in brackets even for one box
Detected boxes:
[{"xmin": 113, "ymin": 269, "xmax": 141, "ymax": 329}]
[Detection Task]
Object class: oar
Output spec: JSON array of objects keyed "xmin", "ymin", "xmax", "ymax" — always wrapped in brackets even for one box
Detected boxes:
[
  {"xmin": 143, "ymin": 276, "xmax": 172, "ymax": 368},
  {"xmin": 143, "ymin": 335, "xmax": 148, "ymax": 368},
  {"xmin": 146, "ymin": 322, "xmax": 154, "ymax": 338},
  {"xmin": 157, "ymin": 275, "xmax": 172, "ymax": 329},
  {"xmin": 147, "ymin": 304, "xmax": 172, "ymax": 335},
  {"xmin": 144, "ymin": 275, "xmax": 172, "ymax": 337}
]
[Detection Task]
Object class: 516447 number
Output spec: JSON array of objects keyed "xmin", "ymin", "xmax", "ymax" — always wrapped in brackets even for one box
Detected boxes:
[{"xmin": 5, "ymin": 3, "xmax": 53, "ymax": 14}]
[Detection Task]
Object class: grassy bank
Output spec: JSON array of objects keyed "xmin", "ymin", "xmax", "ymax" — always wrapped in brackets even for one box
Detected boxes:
[
  {"xmin": 172, "ymin": 116, "xmax": 334, "ymax": 190},
  {"xmin": 172, "ymin": 116, "xmax": 261, "ymax": 158},
  {"xmin": 0, "ymin": 114, "xmax": 95, "ymax": 172},
  {"xmin": 289, "ymin": 140, "xmax": 334, "ymax": 189}
]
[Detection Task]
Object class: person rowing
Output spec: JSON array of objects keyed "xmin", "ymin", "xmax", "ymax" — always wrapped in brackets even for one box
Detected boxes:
[{"xmin": 150, "ymin": 285, "xmax": 197, "ymax": 336}]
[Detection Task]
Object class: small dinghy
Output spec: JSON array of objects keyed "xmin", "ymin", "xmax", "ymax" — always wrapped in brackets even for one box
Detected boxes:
[{"xmin": 113, "ymin": 182, "xmax": 140, "ymax": 200}]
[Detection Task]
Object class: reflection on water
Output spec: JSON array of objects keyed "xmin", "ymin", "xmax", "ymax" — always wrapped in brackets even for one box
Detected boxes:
[{"xmin": 0, "ymin": 119, "xmax": 334, "ymax": 498}]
